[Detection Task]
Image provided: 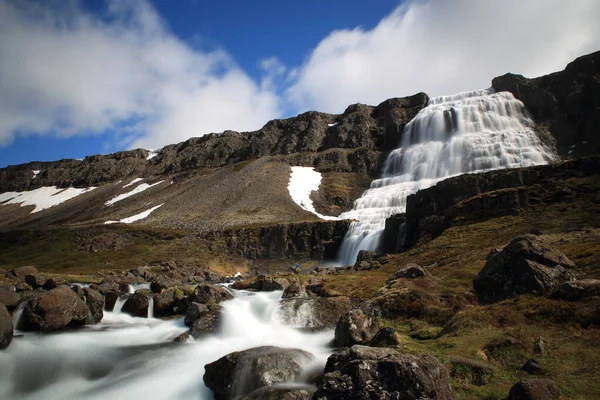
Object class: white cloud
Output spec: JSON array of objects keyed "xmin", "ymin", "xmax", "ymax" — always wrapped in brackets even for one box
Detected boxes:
[
  {"xmin": 286, "ymin": 0, "xmax": 600, "ymax": 113},
  {"xmin": 0, "ymin": 0, "xmax": 280, "ymax": 149}
]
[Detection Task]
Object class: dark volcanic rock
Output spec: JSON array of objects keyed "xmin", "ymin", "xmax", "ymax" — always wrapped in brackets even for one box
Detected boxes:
[
  {"xmin": 314, "ymin": 345, "xmax": 454, "ymax": 399},
  {"xmin": 508, "ymin": 378, "xmax": 562, "ymax": 400},
  {"xmin": 0, "ymin": 288, "xmax": 21, "ymax": 311},
  {"xmin": 203, "ymin": 346, "xmax": 313, "ymax": 400},
  {"xmin": 6, "ymin": 266, "xmax": 38, "ymax": 279},
  {"xmin": 282, "ymin": 280, "xmax": 307, "ymax": 299},
  {"xmin": 0, "ymin": 303, "xmax": 13, "ymax": 350},
  {"xmin": 202, "ymin": 220, "xmax": 351, "ymax": 260},
  {"xmin": 150, "ymin": 277, "xmax": 180, "ymax": 294},
  {"xmin": 551, "ymin": 279, "xmax": 600, "ymax": 301},
  {"xmin": 24, "ymin": 273, "xmax": 49, "ymax": 289},
  {"xmin": 244, "ymin": 385, "xmax": 315, "ymax": 400},
  {"xmin": 82, "ymin": 288, "xmax": 104, "ymax": 323},
  {"xmin": 521, "ymin": 359, "xmax": 545, "ymax": 375},
  {"xmin": 184, "ymin": 302, "xmax": 222, "ymax": 337},
  {"xmin": 191, "ymin": 283, "xmax": 233, "ymax": 304},
  {"xmin": 21, "ymin": 286, "xmax": 90, "ymax": 331},
  {"xmin": 387, "ymin": 263, "xmax": 427, "ymax": 282},
  {"xmin": 334, "ymin": 309, "xmax": 378, "ymax": 347},
  {"xmin": 121, "ymin": 294, "xmax": 150, "ymax": 318},
  {"xmin": 492, "ymin": 51, "xmax": 600, "ymax": 159},
  {"xmin": 473, "ymin": 235, "xmax": 576, "ymax": 304}
]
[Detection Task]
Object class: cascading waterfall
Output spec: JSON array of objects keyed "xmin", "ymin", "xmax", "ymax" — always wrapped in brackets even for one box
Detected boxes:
[
  {"xmin": 0, "ymin": 288, "xmax": 333, "ymax": 400},
  {"xmin": 337, "ymin": 89, "xmax": 557, "ymax": 265}
]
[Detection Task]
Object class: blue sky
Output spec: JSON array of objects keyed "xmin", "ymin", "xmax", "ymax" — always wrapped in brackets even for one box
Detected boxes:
[{"xmin": 1, "ymin": 0, "xmax": 599, "ymax": 167}]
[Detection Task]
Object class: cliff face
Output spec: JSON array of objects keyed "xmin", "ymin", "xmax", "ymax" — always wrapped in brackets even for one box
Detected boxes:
[
  {"xmin": 382, "ymin": 157, "xmax": 600, "ymax": 253},
  {"xmin": 492, "ymin": 51, "xmax": 600, "ymax": 159},
  {"xmin": 0, "ymin": 93, "xmax": 429, "ymax": 192}
]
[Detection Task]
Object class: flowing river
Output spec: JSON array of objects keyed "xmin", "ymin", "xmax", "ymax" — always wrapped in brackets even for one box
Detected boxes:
[{"xmin": 0, "ymin": 289, "xmax": 333, "ymax": 399}]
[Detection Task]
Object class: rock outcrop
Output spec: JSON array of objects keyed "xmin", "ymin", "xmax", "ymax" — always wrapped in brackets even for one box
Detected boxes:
[
  {"xmin": 202, "ymin": 220, "xmax": 350, "ymax": 260},
  {"xmin": 334, "ymin": 309, "xmax": 378, "ymax": 347},
  {"xmin": 203, "ymin": 346, "xmax": 313, "ymax": 400},
  {"xmin": 21, "ymin": 285, "xmax": 91, "ymax": 331},
  {"xmin": 184, "ymin": 302, "xmax": 222, "ymax": 337},
  {"xmin": 493, "ymin": 51, "xmax": 600, "ymax": 159},
  {"xmin": 314, "ymin": 345, "xmax": 454, "ymax": 399},
  {"xmin": 474, "ymin": 235, "xmax": 576, "ymax": 304},
  {"xmin": 382, "ymin": 157, "xmax": 600, "ymax": 252},
  {"xmin": 279, "ymin": 296, "xmax": 352, "ymax": 330}
]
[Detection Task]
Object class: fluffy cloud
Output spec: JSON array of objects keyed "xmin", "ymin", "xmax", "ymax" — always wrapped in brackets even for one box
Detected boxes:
[
  {"xmin": 0, "ymin": 0, "xmax": 280, "ymax": 149},
  {"xmin": 286, "ymin": 0, "xmax": 600, "ymax": 113}
]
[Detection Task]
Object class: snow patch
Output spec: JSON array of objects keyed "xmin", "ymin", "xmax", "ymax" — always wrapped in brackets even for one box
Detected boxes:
[
  {"xmin": 106, "ymin": 181, "xmax": 164, "ymax": 206},
  {"xmin": 105, "ymin": 204, "xmax": 164, "ymax": 224},
  {"xmin": 0, "ymin": 186, "xmax": 96, "ymax": 213},
  {"xmin": 32, "ymin": 170, "xmax": 41, "ymax": 178},
  {"xmin": 123, "ymin": 178, "xmax": 144, "ymax": 188},
  {"xmin": 328, "ymin": 122, "xmax": 338, "ymax": 127},
  {"xmin": 287, "ymin": 166, "xmax": 338, "ymax": 221},
  {"xmin": 146, "ymin": 150, "xmax": 158, "ymax": 160}
]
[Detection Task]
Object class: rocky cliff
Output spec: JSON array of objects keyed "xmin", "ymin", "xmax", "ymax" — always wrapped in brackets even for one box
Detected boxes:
[
  {"xmin": 0, "ymin": 93, "xmax": 429, "ymax": 192},
  {"xmin": 382, "ymin": 156, "xmax": 600, "ymax": 253},
  {"xmin": 493, "ymin": 50, "xmax": 600, "ymax": 159}
]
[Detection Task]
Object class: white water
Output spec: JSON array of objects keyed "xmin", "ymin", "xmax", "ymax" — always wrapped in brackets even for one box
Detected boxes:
[
  {"xmin": 0, "ymin": 290, "xmax": 333, "ymax": 399},
  {"xmin": 147, "ymin": 297, "xmax": 154, "ymax": 319},
  {"xmin": 337, "ymin": 89, "xmax": 557, "ymax": 265}
]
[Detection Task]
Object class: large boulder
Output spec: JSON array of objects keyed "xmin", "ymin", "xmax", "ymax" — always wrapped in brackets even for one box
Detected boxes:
[
  {"xmin": 334, "ymin": 309, "xmax": 378, "ymax": 347},
  {"xmin": 474, "ymin": 235, "xmax": 576, "ymax": 304},
  {"xmin": 191, "ymin": 283, "xmax": 233, "ymax": 304},
  {"xmin": 232, "ymin": 276, "xmax": 289, "ymax": 292},
  {"xmin": 508, "ymin": 378, "xmax": 562, "ymax": 400},
  {"xmin": 5, "ymin": 266, "xmax": 38, "ymax": 279},
  {"xmin": 21, "ymin": 286, "xmax": 91, "ymax": 331},
  {"xmin": 150, "ymin": 276, "xmax": 180, "ymax": 294},
  {"xmin": 314, "ymin": 345, "xmax": 454, "ymax": 399},
  {"xmin": 203, "ymin": 346, "xmax": 313, "ymax": 400},
  {"xmin": 0, "ymin": 303, "xmax": 13, "ymax": 350},
  {"xmin": 24, "ymin": 273, "xmax": 50, "ymax": 289},
  {"xmin": 279, "ymin": 296, "xmax": 352, "ymax": 329},
  {"xmin": 184, "ymin": 302, "xmax": 222, "ymax": 337},
  {"xmin": 121, "ymin": 294, "xmax": 150, "ymax": 318}
]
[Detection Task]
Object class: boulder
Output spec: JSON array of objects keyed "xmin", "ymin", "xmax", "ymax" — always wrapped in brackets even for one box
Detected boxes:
[
  {"xmin": 0, "ymin": 303, "xmax": 12, "ymax": 350},
  {"xmin": 153, "ymin": 289, "xmax": 180, "ymax": 317},
  {"xmin": 233, "ymin": 276, "xmax": 289, "ymax": 292},
  {"xmin": 150, "ymin": 277, "xmax": 180, "ymax": 294},
  {"xmin": 83, "ymin": 288, "xmax": 104, "ymax": 323},
  {"xmin": 104, "ymin": 291, "xmax": 120, "ymax": 311},
  {"xmin": 279, "ymin": 296, "xmax": 352, "ymax": 329},
  {"xmin": 203, "ymin": 346, "xmax": 313, "ymax": 400},
  {"xmin": 368, "ymin": 327, "xmax": 403, "ymax": 347},
  {"xmin": 21, "ymin": 286, "xmax": 90, "ymax": 331},
  {"xmin": 314, "ymin": 345, "xmax": 454, "ymax": 399},
  {"xmin": 184, "ymin": 302, "xmax": 222, "ymax": 337},
  {"xmin": 387, "ymin": 263, "xmax": 427, "ymax": 282},
  {"xmin": 521, "ymin": 359, "xmax": 545, "ymax": 375},
  {"xmin": 44, "ymin": 276, "xmax": 69, "ymax": 290},
  {"xmin": 121, "ymin": 294, "xmax": 150, "ymax": 318},
  {"xmin": 334, "ymin": 309, "xmax": 378, "ymax": 347},
  {"xmin": 0, "ymin": 288, "xmax": 21, "ymax": 311},
  {"xmin": 508, "ymin": 378, "xmax": 562, "ymax": 400},
  {"xmin": 204, "ymin": 271, "xmax": 224, "ymax": 283},
  {"xmin": 24, "ymin": 273, "xmax": 49, "ymax": 289},
  {"xmin": 243, "ymin": 385, "xmax": 315, "ymax": 400},
  {"xmin": 551, "ymin": 279, "xmax": 600, "ymax": 301},
  {"xmin": 474, "ymin": 235, "xmax": 576, "ymax": 304},
  {"xmin": 129, "ymin": 266, "xmax": 154, "ymax": 280},
  {"xmin": 6, "ymin": 266, "xmax": 38, "ymax": 279},
  {"xmin": 282, "ymin": 280, "xmax": 307, "ymax": 299},
  {"xmin": 191, "ymin": 283, "xmax": 233, "ymax": 304},
  {"xmin": 97, "ymin": 281, "xmax": 120, "ymax": 294}
]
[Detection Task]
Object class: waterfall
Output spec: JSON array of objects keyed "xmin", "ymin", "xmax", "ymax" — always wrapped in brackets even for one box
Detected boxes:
[
  {"xmin": 0, "ymin": 289, "xmax": 333, "ymax": 400},
  {"xmin": 12, "ymin": 302, "xmax": 26, "ymax": 330},
  {"xmin": 147, "ymin": 296, "xmax": 154, "ymax": 319},
  {"xmin": 337, "ymin": 89, "xmax": 557, "ymax": 265},
  {"xmin": 112, "ymin": 295, "xmax": 128, "ymax": 313}
]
